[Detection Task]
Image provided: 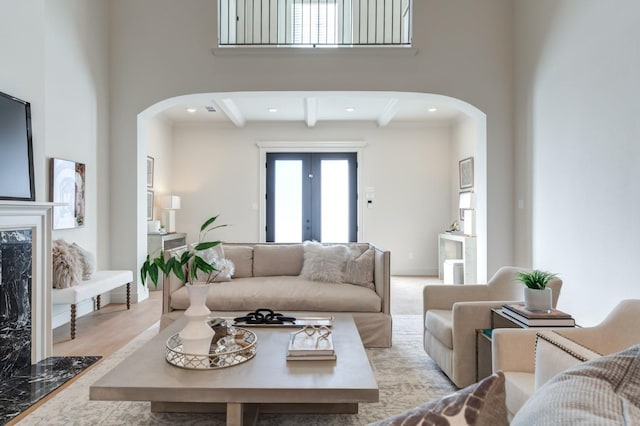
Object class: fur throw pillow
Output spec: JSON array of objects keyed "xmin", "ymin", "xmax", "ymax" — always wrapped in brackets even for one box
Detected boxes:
[
  {"xmin": 52, "ymin": 239, "xmax": 83, "ymax": 288},
  {"xmin": 300, "ymin": 241, "xmax": 350, "ymax": 283},
  {"xmin": 71, "ymin": 243, "xmax": 96, "ymax": 280}
]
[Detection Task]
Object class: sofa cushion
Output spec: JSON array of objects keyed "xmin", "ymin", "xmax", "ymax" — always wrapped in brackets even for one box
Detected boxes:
[
  {"xmin": 425, "ymin": 309, "xmax": 453, "ymax": 349},
  {"xmin": 369, "ymin": 371, "xmax": 508, "ymax": 426},
  {"xmin": 300, "ymin": 241, "xmax": 350, "ymax": 283},
  {"xmin": 170, "ymin": 275, "xmax": 382, "ymax": 312},
  {"xmin": 512, "ymin": 344, "xmax": 640, "ymax": 425},
  {"xmin": 223, "ymin": 245, "xmax": 253, "ymax": 278},
  {"xmin": 253, "ymin": 244, "xmax": 304, "ymax": 277}
]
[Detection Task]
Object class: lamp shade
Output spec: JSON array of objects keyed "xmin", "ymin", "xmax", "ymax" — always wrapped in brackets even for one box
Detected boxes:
[{"xmin": 162, "ymin": 195, "xmax": 181, "ymax": 210}]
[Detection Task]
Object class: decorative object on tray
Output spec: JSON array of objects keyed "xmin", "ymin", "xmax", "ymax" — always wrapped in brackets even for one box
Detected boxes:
[
  {"xmin": 234, "ymin": 308, "xmax": 297, "ymax": 325},
  {"xmin": 517, "ymin": 269, "xmax": 558, "ymax": 312},
  {"xmin": 166, "ymin": 326, "xmax": 257, "ymax": 370},
  {"xmin": 287, "ymin": 325, "xmax": 336, "ymax": 361},
  {"xmin": 501, "ymin": 303, "xmax": 575, "ymax": 327}
]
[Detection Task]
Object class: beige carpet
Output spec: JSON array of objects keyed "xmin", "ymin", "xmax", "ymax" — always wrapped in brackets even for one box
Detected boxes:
[
  {"xmin": 18, "ymin": 275, "xmax": 451, "ymax": 425},
  {"xmin": 17, "ymin": 320, "xmax": 455, "ymax": 425}
]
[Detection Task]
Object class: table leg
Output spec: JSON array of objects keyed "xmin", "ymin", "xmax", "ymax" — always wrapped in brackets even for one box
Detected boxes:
[{"xmin": 226, "ymin": 403, "xmax": 258, "ymax": 426}]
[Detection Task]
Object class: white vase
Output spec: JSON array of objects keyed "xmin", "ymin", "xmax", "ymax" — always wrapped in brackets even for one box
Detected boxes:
[
  {"xmin": 179, "ymin": 283, "xmax": 214, "ymax": 355},
  {"xmin": 524, "ymin": 287, "xmax": 552, "ymax": 312}
]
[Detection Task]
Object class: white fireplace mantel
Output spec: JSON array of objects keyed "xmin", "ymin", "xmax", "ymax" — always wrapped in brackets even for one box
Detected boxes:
[{"xmin": 0, "ymin": 201, "xmax": 56, "ymax": 363}]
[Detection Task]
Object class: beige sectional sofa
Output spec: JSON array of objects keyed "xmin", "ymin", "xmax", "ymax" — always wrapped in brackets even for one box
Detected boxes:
[{"xmin": 160, "ymin": 242, "xmax": 392, "ymax": 348}]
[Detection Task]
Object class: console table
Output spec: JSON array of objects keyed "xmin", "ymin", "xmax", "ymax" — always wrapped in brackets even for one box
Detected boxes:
[{"xmin": 437, "ymin": 233, "xmax": 477, "ymax": 284}]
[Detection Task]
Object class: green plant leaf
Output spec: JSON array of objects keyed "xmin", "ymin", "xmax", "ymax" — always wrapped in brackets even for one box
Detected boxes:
[
  {"xmin": 194, "ymin": 241, "xmax": 221, "ymax": 251},
  {"xmin": 200, "ymin": 215, "xmax": 219, "ymax": 232},
  {"xmin": 172, "ymin": 260, "xmax": 186, "ymax": 283}
]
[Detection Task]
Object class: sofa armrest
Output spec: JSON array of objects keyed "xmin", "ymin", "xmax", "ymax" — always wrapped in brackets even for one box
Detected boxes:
[
  {"xmin": 423, "ymin": 285, "xmax": 489, "ymax": 312},
  {"xmin": 492, "ymin": 328, "xmax": 539, "ymax": 374},
  {"xmin": 373, "ymin": 244, "xmax": 391, "ymax": 315}
]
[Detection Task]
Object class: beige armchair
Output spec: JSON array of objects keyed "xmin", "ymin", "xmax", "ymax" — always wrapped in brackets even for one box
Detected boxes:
[
  {"xmin": 492, "ymin": 299, "xmax": 640, "ymax": 418},
  {"xmin": 422, "ymin": 266, "xmax": 562, "ymax": 388}
]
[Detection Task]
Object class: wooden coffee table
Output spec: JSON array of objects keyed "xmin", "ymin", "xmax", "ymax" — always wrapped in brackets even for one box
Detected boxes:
[{"xmin": 90, "ymin": 313, "xmax": 379, "ymax": 426}]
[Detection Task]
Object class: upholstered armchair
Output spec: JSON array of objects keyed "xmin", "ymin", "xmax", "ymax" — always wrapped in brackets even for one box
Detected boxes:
[
  {"xmin": 492, "ymin": 299, "xmax": 640, "ymax": 418},
  {"xmin": 422, "ymin": 266, "xmax": 562, "ymax": 388}
]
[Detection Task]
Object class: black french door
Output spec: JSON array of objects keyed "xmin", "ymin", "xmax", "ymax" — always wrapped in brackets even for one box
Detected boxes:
[{"xmin": 266, "ymin": 152, "xmax": 357, "ymax": 242}]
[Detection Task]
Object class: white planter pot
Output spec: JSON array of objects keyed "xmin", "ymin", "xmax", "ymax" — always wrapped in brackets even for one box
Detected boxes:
[
  {"xmin": 524, "ymin": 287, "xmax": 552, "ymax": 312},
  {"xmin": 179, "ymin": 283, "xmax": 214, "ymax": 355}
]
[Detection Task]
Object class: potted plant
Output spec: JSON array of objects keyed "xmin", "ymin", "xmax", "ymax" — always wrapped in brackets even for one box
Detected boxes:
[
  {"xmin": 140, "ymin": 214, "xmax": 227, "ymax": 355},
  {"xmin": 517, "ymin": 270, "xmax": 558, "ymax": 312},
  {"xmin": 140, "ymin": 215, "xmax": 227, "ymax": 288}
]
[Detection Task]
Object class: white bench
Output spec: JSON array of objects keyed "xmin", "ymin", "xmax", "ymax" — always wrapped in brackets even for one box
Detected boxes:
[{"xmin": 52, "ymin": 270, "xmax": 134, "ymax": 339}]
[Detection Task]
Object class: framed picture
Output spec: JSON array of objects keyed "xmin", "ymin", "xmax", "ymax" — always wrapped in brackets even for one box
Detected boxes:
[
  {"xmin": 147, "ymin": 190, "xmax": 154, "ymax": 221},
  {"xmin": 50, "ymin": 158, "xmax": 86, "ymax": 230},
  {"xmin": 147, "ymin": 156, "xmax": 154, "ymax": 188},
  {"xmin": 459, "ymin": 157, "xmax": 474, "ymax": 189}
]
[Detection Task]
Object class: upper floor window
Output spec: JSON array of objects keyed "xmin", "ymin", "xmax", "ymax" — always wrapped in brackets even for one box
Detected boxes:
[{"xmin": 218, "ymin": 0, "xmax": 412, "ymax": 47}]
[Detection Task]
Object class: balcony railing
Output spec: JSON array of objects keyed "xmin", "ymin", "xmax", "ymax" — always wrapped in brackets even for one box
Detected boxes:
[{"xmin": 218, "ymin": 0, "xmax": 412, "ymax": 47}]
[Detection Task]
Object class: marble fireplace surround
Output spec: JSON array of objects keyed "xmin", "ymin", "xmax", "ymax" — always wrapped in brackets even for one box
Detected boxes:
[{"xmin": 0, "ymin": 201, "xmax": 54, "ymax": 364}]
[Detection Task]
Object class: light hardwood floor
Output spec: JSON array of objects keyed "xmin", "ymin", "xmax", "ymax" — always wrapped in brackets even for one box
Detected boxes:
[{"xmin": 53, "ymin": 290, "xmax": 163, "ymax": 358}]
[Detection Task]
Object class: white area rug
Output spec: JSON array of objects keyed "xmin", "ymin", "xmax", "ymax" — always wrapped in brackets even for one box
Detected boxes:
[{"xmin": 17, "ymin": 318, "xmax": 455, "ymax": 425}]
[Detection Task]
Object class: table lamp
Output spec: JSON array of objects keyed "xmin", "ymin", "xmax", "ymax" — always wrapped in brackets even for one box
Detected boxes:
[
  {"xmin": 162, "ymin": 195, "xmax": 181, "ymax": 233},
  {"xmin": 459, "ymin": 192, "xmax": 476, "ymax": 236}
]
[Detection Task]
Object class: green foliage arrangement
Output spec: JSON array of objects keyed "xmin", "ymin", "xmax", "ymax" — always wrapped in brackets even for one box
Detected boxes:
[
  {"xmin": 140, "ymin": 215, "xmax": 227, "ymax": 288},
  {"xmin": 516, "ymin": 270, "xmax": 558, "ymax": 290}
]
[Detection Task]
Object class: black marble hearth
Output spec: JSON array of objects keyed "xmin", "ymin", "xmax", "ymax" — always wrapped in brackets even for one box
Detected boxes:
[{"xmin": 0, "ymin": 355, "xmax": 101, "ymax": 424}]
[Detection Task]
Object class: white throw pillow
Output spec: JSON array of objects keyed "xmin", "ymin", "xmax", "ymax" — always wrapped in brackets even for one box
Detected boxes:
[{"xmin": 300, "ymin": 241, "xmax": 350, "ymax": 283}]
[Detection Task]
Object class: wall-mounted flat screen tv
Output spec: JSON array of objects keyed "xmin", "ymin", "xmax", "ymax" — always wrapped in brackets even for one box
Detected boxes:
[{"xmin": 0, "ymin": 91, "xmax": 35, "ymax": 201}]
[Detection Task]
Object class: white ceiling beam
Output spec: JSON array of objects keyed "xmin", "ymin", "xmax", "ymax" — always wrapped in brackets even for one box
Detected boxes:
[
  {"xmin": 216, "ymin": 98, "xmax": 246, "ymax": 127},
  {"xmin": 305, "ymin": 97, "xmax": 318, "ymax": 128},
  {"xmin": 377, "ymin": 98, "xmax": 400, "ymax": 127}
]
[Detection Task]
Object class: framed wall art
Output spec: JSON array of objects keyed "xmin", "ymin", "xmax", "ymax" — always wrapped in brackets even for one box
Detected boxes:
[
  {"xmin": 459, "ymin": 157, "xmax": 474, "ymax": 190},
  {"xmin": 147, "ymin": 190, "xmax": 154, "ymax": 221},
  {"xmin": 147, "ymin": 156, "xmax": 154, "ymax": 188},
  {"xmin": 50, "ymin": 158, "xmax": 86, "ymax": 229}
]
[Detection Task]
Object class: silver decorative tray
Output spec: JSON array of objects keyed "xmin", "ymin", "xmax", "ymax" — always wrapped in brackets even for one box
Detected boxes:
[{"xmin": 165, "ymin": 327, "xmax": 257, "ymax": 370}]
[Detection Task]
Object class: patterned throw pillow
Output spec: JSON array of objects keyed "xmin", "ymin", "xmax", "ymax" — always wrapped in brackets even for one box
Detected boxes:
[
  {"xmin": 344, "ymin": 246, "xmax": 375, "ymax": 290},
  {"xmin": 511, "ymin": 344, "xmax": 640, "ymax": 425},
  {"xmin": 369, "ymin": 372, "xmax": 508, "ymax": 426},
  {"xmin": 300, "ymin": 241, "xmax": 350, "ymax": 283}
]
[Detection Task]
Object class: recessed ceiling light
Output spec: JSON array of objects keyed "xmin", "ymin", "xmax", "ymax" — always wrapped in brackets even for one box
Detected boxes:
[
  {"xmin": 345, "ymin": 107, "xmax": 355, "ymax": 112},
  {"xmin": 186, "ymin": 108, "xmax": 197, "ymax": 113},
  {"xmin": 428, "ymin": 107, "xmax": 438, "ymax": 112},
  {"xmin": 268, "ymin": 107, "xmax": 278, "ymax": 113}
]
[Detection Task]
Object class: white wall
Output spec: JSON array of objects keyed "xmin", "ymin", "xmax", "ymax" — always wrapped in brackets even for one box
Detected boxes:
[
  {"xmin": 146, "ymin": 115, "xmax": 174, "ymax": 223},
  {"xmin": 171, "ymin": 121, "xmax": 452, "ymax": 275},
  {"xmin": 109, "ymin": 0, "xmax": 514, "ymax": 289},
  {"xmin": 2, "ymin": 0, "xmax": 110, "ymax": 324},
  {"xmin": 514, "ymin": 0, "xmax": 640, "ymax": 325}
]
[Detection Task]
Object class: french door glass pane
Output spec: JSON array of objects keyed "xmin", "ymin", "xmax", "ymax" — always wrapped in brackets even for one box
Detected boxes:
[
  {"xmin": 320, "ymin": 159, "xmax": 349, "ymax": 242},
  {"xmin": 274, "ymin": 160, "xmax": 302, "ymax": 242}
]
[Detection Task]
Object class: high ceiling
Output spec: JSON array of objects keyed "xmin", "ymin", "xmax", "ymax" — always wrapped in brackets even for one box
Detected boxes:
[{"xmin": 158, "ymin": 92, "xmax": 463, "ymax": 127}]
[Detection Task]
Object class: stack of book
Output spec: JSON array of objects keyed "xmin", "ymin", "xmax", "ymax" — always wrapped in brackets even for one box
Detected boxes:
[
  {"xmin": 501, "ymin": 302, "xmax": 575, "ymax": 327},
  {"xmin": 286, "ymin": 328, "xmax": 336, "ymax": 361}
]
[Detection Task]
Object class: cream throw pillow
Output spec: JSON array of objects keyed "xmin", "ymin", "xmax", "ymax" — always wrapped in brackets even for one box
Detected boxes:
[
  {"xmin": 345, "ymin": 246, "xmax": 375, "ymax": 289},
  {"xmin": 300, "ymin": 241, "xmax": 349, "ymax": 283}
]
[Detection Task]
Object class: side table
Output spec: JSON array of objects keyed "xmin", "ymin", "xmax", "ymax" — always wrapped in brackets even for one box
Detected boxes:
[{"xmin": 475, "ymin": 308, "xmax": 576, "ymax": 382}]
